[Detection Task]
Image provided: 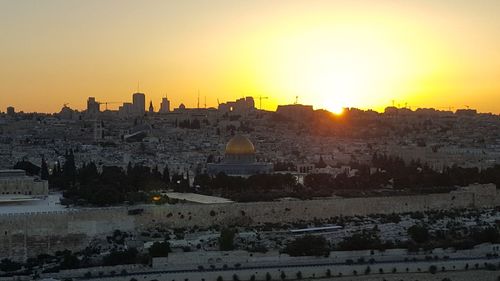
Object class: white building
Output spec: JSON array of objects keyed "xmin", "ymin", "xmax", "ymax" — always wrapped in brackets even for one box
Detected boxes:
[{"xmin": 0, "ymin": 170, "xmax": 48, "ymax": 202}]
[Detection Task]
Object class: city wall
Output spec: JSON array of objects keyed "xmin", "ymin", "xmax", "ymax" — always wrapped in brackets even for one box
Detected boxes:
[{"xmin": 0, "ymin": 184, "xmax": 496, "ymax": 261}]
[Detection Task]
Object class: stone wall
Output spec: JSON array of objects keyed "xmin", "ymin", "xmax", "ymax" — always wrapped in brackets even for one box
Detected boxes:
[{"xmin": 0, "ymin": 184, "xmax": 496, "ymax": 261}]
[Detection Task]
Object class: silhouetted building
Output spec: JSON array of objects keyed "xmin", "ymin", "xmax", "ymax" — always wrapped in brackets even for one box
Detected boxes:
[
  {"xmin": 87, "ymin": 97, "xmax": 100, "ymax": 114},
  {"xmin": 276, "ymin": 104, "xmax": 314, "ymax": 121},
  {"xmin": 218, "ymin": 97, "xmax": 255, "ymax": 115},
  {"xmin": 133, "ymin": 93, "xmax": 146, "ymax": 115},
  {"xmin": 456, "ymin": 108, "xmax": 477, "ymax": 117},
  {"xmin": 6, "ymin": 106, "xmax": 15, "ymax": 116},
  {"xmin": 159, "ymin": 97, "xmax": 170, "ymax": 113}
]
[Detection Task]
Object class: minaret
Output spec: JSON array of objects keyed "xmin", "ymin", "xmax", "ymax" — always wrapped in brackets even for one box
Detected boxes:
[{"xmin": 148, "ymin": 100, "xmax": 154, "ymax": 113}]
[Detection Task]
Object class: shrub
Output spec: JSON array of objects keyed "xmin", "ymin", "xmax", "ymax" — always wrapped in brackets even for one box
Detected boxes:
[{"xmin": 429, "ymin": 265, "xmax": 437, "ymax": 274}]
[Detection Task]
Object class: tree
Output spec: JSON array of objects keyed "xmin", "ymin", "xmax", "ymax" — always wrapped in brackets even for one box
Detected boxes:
[
  {"xmin": 365, "ymin": 266, "xmax": 371, "ymax": 275},
  {"xmin": 266, "ymin": 272, "xmax": 272, "ymax": 281},
  {"xmin": 429, "ymin": 265, "xmax": 437, "ymax": 274},
  {"xmin": 337, "ymin": 230, "xmax": 382, "ymax": 251},
  {"xmin": 408, "ymin": 224, "xmax": 429, "ymax": 244},
  {"xmin": 60, "ymin": 251, "xmax": 79, "ymax": 269},
  {"xmin": 0, "ymin": 259, "xmax": 21, "ymax": 272},
  {"xmin": 280, "ymin": 271, "xmax": 286, "ymax": 280},
  {"xmin": 296, "ymin": 271, "xmax": 302, "ymax": 279},
  {"xmin": 149, "ymin": 241, "xmax": 170, "ymax": 257},
  {"xmin": 219, "ymin": 228, "xmax": 237, "ymax": 251},
  {"xmin": 41, "ymin": 156, "xmax": 49, "ymax": 180},
  {"xmin": 472, "ymin": 227, "xmax": 500, "ymax": 244},
  {"xmin": 283, "ymin": 235, "xmax": 330, "ymax": 257},
  {"xmin": 63, "ymin": 149, "xmax": 77, "ymax": 186},
  {"xmin": 162, "ymin": 165, "xmax": 170, "ymax": 185},
  {"xmin": 103, "ymin": 248, "xmax": 138, "ymax": 266}
]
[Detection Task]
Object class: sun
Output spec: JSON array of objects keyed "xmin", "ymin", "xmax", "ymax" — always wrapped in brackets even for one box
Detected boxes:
[
  {"xmin": 329, "ymin": 105, "xmax": 344, "ymax": 115},
  {"xmin": 256, "ymin": 21, "xmax": 425, "ymax": 112}
]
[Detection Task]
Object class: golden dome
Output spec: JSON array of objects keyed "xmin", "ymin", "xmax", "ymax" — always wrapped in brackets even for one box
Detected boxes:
[{"xmin": 225, "ymin": 135, "xmax": 255, "ymax": 155}]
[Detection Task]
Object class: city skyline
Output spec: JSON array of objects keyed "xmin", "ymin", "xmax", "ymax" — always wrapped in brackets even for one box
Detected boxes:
[{"xmin": 1, "ymin": 0, "xmax": 500, "ymax": 114}]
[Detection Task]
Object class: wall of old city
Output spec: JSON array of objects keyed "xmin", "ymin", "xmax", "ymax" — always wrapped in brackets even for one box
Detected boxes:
[{"xmin": 0, "ymin": 184, "xmax": 496, "ymax": 261}]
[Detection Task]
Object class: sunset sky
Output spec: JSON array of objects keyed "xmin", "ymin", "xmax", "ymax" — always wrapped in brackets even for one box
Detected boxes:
[{"xmin": 1, "ymin": 0, "xmax": 500, "ymax": 113}]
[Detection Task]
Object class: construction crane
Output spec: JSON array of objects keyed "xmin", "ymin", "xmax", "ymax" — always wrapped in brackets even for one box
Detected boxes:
[
  {"xmin": 257, "ymin": 96, "xmax": 269, "ymax": 110},
  {"xmin": 98, "ymin": 101, "xmax": 121, "ymax": 110}
]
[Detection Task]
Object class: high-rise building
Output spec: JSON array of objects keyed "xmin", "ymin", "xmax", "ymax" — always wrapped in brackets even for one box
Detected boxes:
[
  {"xmin": 118, "ymin": 102, "xmax": 133, "ymax": 117},
  {"xmin": 6, "ymin": 106, "xmax": 15, "ymax": 116},
  {"xmin": 159, "ymin": 97, "xmax": 170, "ymax": 113},
  {"xmin": 132, "ymin": 93, "xmax": 145, "ymax": 115},
  {"xmin": 87, "ymin": 97, "xmax": 100, "ymax": 114}
]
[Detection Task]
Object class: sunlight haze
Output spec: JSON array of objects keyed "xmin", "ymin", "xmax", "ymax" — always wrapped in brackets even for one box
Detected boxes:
[{"xmin": 1, "ymin": 0, "xmax": 500, "ymax": 113}]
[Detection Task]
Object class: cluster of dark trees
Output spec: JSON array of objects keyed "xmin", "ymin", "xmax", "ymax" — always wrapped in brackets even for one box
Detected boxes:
[
  {"xmin": 406, "ymin": 223, "xmax": 500, "ymax": 252},
  {"xmin": 56, "ymin": 162, "xmax": 169, "ymax": 206},
  {"xmin": 45, "ymin": 150, "xmax": 184, "ymax": 206},
  {"xmin": 283, "ymin": 235, "xmax": 330, "ymax": 257},
  {"xmin": 336, "ymin": 228, "xmax": 389, "ymax": 251},
  {"xmin": 371, "ymin": 153, "xmax": 500, "ymax": 189},
  {"xmin": 149, "ymin": 241, "xmax": 171, "ymax": 258},
  {"xmin": 194, "ymin": 173, "xmax": 311, "ymax": 202},
  {"xmin": 13, "ymin": 150, "xmax": 500, "ymax": 205},
  {"xmin": 303, "ymin": 154, "xmax": 500, "ymax": 196}
]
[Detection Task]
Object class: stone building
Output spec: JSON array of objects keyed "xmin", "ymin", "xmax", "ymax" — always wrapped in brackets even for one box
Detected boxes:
[
  {"xmin": 0, "ymin": 169, "xmax": 48, "ymax": 201},
  {"xmin": 207, "ymin": 135, "xmax": 273, "ymax": 176}
]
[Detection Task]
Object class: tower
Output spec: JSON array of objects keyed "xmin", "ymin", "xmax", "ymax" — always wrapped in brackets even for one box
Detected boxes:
[
  {"xmin": 149, "ymin": 100, "xmax": 154, "ymax": 113},
  {"xmin": 159, "ymin": 95, "xmax": 170, "ymax": 113},
  {"xmin": 132, "ymin": 93, "xmax": 145, "ymax": 115}
]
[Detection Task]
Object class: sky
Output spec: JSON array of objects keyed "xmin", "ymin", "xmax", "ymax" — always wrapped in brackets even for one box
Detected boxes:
[{"xmin": 1, "ymin": 0, "xmax": 500, "ymax": 114}]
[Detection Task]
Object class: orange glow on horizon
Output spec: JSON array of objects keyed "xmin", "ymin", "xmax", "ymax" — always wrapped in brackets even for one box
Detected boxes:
[{"xmin": 1, "ymin": 1, "xmax": 500, "ymax": 113}]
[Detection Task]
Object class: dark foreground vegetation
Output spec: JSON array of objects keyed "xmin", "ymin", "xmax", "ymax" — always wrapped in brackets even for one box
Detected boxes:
[{"xmin": 13, "ymin": 150, "xmax": 500, "ymax": 205}]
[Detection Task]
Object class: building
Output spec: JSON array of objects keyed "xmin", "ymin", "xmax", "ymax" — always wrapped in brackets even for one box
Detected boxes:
[
  {"xmin": 218, "ymin": 97, "xmax": 255, "ymax": 115},
  {"xmin": 86, "ymin": 97, "xmax": 100, "ymax": 115},
  {"xmin": 6, "ymin": 106, "xmax": 15, "ymax": 116},
  {"xmin": 94, "ymin": 120, "xmax": 104, "ymax": 141},
  {"xmin": 118, "ymin": 102, "xmax": 134, "ymax": 117},
  {"xmin": 0, "ymin": 170, "xmax": 48, "ymax": 202},
  {"xmin": 207, "ymin": 135, "xmax": 273, "ymax": 176},
  {"xmin": 276, "ymin": 104, "xmax": 314, "ymax": 121},
  {"xmin": 159, "ymin": 97, "xmax": 170, "ymax": 113},
  {"xmin": 133, "ymin": 93, "xmax": 146, "ymax": 115}
]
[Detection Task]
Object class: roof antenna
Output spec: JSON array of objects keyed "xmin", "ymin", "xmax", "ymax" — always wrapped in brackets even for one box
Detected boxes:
[{"xmin": 204, "ymin": 96, "xmax": 207, "ymax": 109}]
